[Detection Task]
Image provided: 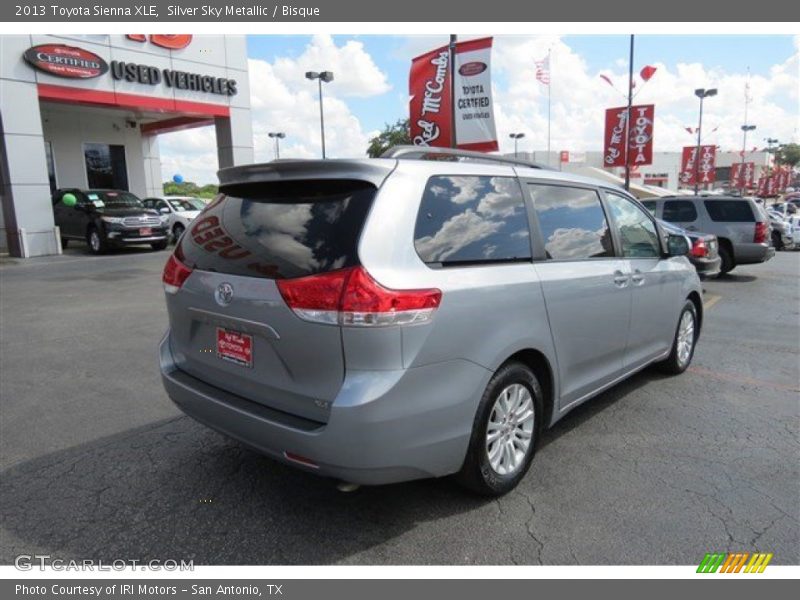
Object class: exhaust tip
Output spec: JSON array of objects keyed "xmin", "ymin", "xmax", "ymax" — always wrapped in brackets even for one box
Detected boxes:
[{"xmin": 336, "ymin": 481, "xmax": 361, "ymax": 493}]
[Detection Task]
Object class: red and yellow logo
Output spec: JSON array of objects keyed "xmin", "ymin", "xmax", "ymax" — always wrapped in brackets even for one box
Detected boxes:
[{"xmin": 697, "ymin": 552, "xmax": 773, "ymax": 573}]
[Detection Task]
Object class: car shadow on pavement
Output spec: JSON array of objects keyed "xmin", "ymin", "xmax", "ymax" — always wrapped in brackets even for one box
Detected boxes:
[
  {"xmin": 711, "ymin": 273, "xmax": 758, "ymax": 283},
  {"xmin": 0, "ymin": 368, "xmax": 665, "ymax": 566}
]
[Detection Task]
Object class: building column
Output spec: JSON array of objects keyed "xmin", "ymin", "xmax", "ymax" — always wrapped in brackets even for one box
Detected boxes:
[
  {"xmin": 215, "ymin": 107, "xmax": 254, "ymax": 169},
  {"xmin": 0, "ymin": 77, "xmax": 59, "ymax": 257},
  {"xmin": 142, "ymin": 133, "xmax": 163, "ymax": 199}
]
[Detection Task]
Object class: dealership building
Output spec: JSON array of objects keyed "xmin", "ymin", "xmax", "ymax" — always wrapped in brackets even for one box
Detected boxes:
[{"xmin": 0, "ymin": 34, "xmax": 253, "ymax": 257}]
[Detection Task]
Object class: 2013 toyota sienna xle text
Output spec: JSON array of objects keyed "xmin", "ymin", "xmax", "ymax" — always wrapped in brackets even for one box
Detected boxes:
[{"xmin": 159, "ymin": 147, "xmax": 703, "ymax": 496}]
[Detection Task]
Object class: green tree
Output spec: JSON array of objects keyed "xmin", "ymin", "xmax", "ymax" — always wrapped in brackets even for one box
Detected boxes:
[
  {"xmin": 162, "ymin": 181, "xmax": 219, "ymax": 200},
  {"xmin": 775, "ymin": 143, "xmax": 800, "ymax": 167},
  {"xmin": 367, "ymin": 119, "xmax": 411, "ymax": 158}
]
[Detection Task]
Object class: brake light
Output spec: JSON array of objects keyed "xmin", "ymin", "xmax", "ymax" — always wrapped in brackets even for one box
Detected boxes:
[
  {"xmin": 162, "ymin": 251, "xmax": 193, "ymax": 294},
  {"xmin": 754, "ymin": 221, "xmax": 768, "ymax": 244},
  {"xmin": 277, "ymin": 266, "xmax": 442, "ymax": 327},
  {"xmin": 691, "ymin": 238, "xmax": 708, "ymax": 258}
]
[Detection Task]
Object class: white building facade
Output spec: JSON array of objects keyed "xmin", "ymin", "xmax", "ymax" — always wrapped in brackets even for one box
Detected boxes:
[{"xmin": 0, "ymin": 34, "xmax": 254, "ymax": 257}]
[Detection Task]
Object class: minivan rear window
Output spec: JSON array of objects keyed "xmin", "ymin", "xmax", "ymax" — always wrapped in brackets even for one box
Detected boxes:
[
  {"xmin": 178, "ymin": 180, "xmax": 375, "ymax": 280},
  {"xmin": 704, "ymin": 200, "xmax": 754, "ymax": 222}
]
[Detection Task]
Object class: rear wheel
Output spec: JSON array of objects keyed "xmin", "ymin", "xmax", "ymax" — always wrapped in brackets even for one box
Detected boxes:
[
  {"xmin": 455, "ymin": 362, "xmax": 542, "ymax": 496},
  {"xmin": 718, "ymin": 244, "xmax": 735, "ymax": 274},
  {"xmin": 86, "ymin": 227, "xmax": 106, "ymax": 255},
  {"xmin": 658, "ymin": 300, "xmax": 698, "ymax": 375}
]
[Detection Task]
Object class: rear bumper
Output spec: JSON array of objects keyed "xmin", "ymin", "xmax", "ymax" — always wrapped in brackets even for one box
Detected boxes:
[
  {"xmin": 734, "ymin": 242, "xmax": 774, "ymax": 265},
  {"xmin": 691, "ymin": 255, "xmax": 721, "ymax": 278},
  {"xmin": 159, "ymin": 332, "xmax": 490, "ymax": 485}
]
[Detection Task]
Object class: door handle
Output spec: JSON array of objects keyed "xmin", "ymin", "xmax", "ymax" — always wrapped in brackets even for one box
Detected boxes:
[
  {"xmin": 613, "ymin": 270, "xmax": 629, "ymax": 288},
  {"xmin": 631, "ymin": 269, "xmax": 645, "ymax": 285}
]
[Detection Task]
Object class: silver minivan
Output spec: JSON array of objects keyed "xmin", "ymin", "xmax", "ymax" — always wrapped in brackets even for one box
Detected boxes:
[{"xmin": 159, "ymin": 148, "xmax": 703, "ymax": 495}]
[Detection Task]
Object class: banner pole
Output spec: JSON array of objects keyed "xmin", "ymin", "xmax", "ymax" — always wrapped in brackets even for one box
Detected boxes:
[
  {"xmin": 547, "ymin": 48, "xmax": 552, "ymax": 166},
  {"xmin": 624, "ymin": 34, "xmax": 634, "ymax": 191},
  {"xmin": 449, "ymin": 34, "xmax": 457, "ymax": 148}
]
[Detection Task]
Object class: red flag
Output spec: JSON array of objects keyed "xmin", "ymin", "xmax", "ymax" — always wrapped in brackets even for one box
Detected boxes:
[
  {"xmin": 679, "ymin": 145, "xmax": 716, "ymax": 186},
  {"xmin": 603, "ymin": 104, "xmax": 655, "ymax": 168},
  {"xmin": 409, "ymin": 43, "xmax": 453, "ymax": 148},
  {"xmin": 535, "ymin": 55, "xmax": 550, "ymax": 85},
  {"xmin": 640, "ymin": 65, "xmax": 657, "ymax": 81}
]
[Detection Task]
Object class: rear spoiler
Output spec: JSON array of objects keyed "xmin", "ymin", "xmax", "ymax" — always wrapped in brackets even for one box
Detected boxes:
[{"xmin": 218, "ymin": 159, "xmax": 397, "ymax": 189}]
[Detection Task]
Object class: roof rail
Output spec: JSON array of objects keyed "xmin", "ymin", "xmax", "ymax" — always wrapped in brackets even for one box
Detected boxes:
[{"xmin": 381, "ymin": 145, "xmax": 550, "ymax": 170}]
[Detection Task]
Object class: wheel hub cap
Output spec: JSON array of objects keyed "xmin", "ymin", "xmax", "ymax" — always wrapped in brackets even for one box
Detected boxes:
[
  {"xmin": 486, "ymin": 383, "xmax": 535, "ymax": 476},
  {"xmin": 677, "ymin": 311, "xmax": 695, "ymax": 366}
]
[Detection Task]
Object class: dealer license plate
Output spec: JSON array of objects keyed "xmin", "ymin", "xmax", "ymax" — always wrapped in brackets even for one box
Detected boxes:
[{"xmin": 216, "ymin": 328, "xmax": 253, "ymax": 368}]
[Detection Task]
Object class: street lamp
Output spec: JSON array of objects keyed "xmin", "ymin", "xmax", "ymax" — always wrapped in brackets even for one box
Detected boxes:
[
  {"xmin": 268, "ymin": 132, "xmax": 286, "ymax": 160},
  {"xmin": 738, "ymin": 124, "xmax": 756, "ymax": 195},
  {"xmin": 305, "ymin": 70, "xmax": 334, "ymax": 159},
  {"xmin": 509, "ymin": 133, "xmax": 525, "ymax": 158},
  {"xmin": 765, "ymin": 138, "xmax": 780, "ymax": 175},
  {"xmin": 693, "ymin": 88, "xmax": 718, "ymax": 195}
]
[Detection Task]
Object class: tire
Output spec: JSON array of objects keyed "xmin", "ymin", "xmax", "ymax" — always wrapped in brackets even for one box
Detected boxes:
[
  {"xmin": 86, "ymin": 227, "xmax": 107, "ymax": 255},
  {"xmin": 172, "ymin": 223, "xmax": 185, "ymax": 244},
  {"xmin": 657, "ymin": 300, "xmax": 698, "ymax": 375},
  {"xmin": 60, "ymin": 238, "xmax": 69, "ymax": 249},
  {"xmin": 151, "ymin": 240, "xmax": 169, "ymax": 251},
  {"xmin": 455, "ymin": 361, "xmax": 543, "ymax": 496},
  {"xmin": 771, "ymin": 231, "xmax": 784, "ymax": 251},
  {"xmin": 718, "ymin": 244, "xmax": 735, "ymax": 274}
]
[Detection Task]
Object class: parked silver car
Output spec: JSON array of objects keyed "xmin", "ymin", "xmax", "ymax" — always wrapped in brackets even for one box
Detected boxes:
[
  {"xmin": 641, "ymin": 195, "xmax": 774, "ymax": 273},
  {"xmin": 159, "ymin": 148, "xmax": 703, "ymax": 495}
]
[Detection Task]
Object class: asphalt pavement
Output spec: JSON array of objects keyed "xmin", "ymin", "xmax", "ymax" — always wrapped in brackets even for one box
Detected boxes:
[{"xmin": 1, "ymin": 245, "xmax": 798, "ymax": 565}]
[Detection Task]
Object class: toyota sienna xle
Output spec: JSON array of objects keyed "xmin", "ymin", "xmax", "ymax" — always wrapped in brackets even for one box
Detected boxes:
[{"xmin": 159, "ymin": 147, "xmax": 703, "ymax": 496}]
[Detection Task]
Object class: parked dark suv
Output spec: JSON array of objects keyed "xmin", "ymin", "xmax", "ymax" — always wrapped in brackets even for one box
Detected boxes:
[{"xmin": 52, "ymin": 189, "xmax": 169, "ymax": 254}]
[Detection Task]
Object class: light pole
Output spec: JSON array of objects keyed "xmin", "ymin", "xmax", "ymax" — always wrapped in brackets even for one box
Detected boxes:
[
  {"xmin": 693, "ymin": 88, "xmax": 718, "ymax": 195},
  {"xmin": 305, "ymin": 70, "xmax": 334, "ymax": 159},
  {"xmin": 738, "ymin": 125, "xmax": 755, "ymax": 195},
  {"xmin": 268, "ymin": 132, "xmax": 286, "ymax": 160},
  {"xmin": 509, "ymin": 133, "xmax": 525, "ymax": 158}
]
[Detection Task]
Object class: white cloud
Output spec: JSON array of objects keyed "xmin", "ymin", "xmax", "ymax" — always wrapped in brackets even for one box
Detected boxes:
[{"xmin": 159, "ymin": 35, "xmax": 388, "ymax": 185}]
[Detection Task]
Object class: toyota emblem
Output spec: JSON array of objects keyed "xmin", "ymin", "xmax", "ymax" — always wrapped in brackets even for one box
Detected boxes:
[{"xmin": 215, "ymin": 282, "xmax": 234, "ymax": 306}]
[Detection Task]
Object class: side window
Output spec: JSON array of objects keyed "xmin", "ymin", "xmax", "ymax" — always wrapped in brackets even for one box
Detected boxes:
[
  {"xmin": 663, "ymin": 200, "xmax": 698, "ymax": 222},
  {"xmin": 704, "ymin": 200, "xmax": 754, "ymax": 222},
  {"xmin": 156, "ymin": 200, "xmax": 169, "ymax": 211},
  {"xmin": 142, "ymin": 199, "xmax": 153, "ymax": 209},
  {"xmin": 414, "ymin": 176, "xmax": 532, "ymax": 266},
  {"xmin": 528, "ymin": 184, "xmax": 613, "ymax": 260},
  {"xmin": 641, "ymin": 200, "xmax": 657, "ymax": 215},
  {"xmin": 605, "ymin": 193, "xmax": 661, "ymax": 258}
]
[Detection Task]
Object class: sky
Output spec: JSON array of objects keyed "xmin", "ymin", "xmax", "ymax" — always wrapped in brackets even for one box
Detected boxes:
[{"xmin": 158, "ymin": 34, "xmax": 800, "ymax": 185}]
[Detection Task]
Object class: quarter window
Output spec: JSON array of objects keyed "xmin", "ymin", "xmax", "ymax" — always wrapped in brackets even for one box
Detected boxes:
[
  {"xmin": 663, "ymin": 200, "xmax": 698, "ymax": 222},
  {"xmin": 528, "ymin": 184, "xmax": 613, "ymax": 260},
  {"xmin": 414, "ymin": 176, "xmax": 532, "ymax": 266},
  {"xmin": 605, "ymin": 193, "xmax": 661, "ymax": 258},
  {"xmin": 704, "ymin": 200, "xmax": 754, "ymax": 222}
]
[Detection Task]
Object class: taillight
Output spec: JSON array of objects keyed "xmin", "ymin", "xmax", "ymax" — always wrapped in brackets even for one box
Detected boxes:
[
  {"xmin": 162, "ymin": 251, "xmax": 193, "ymax": 294},
  {"xmin": 277, "ymin": 266, "xmax": 442, "ymax": 327},
  {"xmin": 691, "ymin": 238, "xmax": 707, "ymax": 258},
  {"xmin": 754, "ymin": 221, "xmax": 768, "ymax": 244}
]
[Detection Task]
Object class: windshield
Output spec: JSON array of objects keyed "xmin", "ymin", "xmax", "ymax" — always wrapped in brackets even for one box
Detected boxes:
[
  {"xmin": 88, "ymin": 190, "xmax": 143, "ymax": 209},
  {"xmin": 169, "ymin": 199, "xmax": 200, "ymax": 212}
]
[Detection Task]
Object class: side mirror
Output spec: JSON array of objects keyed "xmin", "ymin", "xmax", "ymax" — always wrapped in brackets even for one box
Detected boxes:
[
  {"xmin": 666, "ymin": 233, "xmax": 691, "ymax": 257},
  {"xmin": 61, "ymin": 193, "xmax": 78, "ymax": 207},
  {"xmin": 159, "ymin": 207, "xmax": 170, "ymax": 214}
]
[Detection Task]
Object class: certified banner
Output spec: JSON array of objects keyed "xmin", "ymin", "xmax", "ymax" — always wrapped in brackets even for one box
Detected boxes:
[
  {"xmin": 409, "ymin": 37, "xmax": 498, "ymax": 151},
  {"xmin": 453, "ymin": 37, "xmax": 498, "ymax": 151},
  {"xmin": 603, "ymin": 104, "xmax": 654, "ymax": 168}
]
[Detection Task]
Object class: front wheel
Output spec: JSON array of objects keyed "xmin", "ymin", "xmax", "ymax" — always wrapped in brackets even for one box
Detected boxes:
[
  {"xmin": 657, "ymin": 300, "xmax": 698, "ymax": 375},
  {"xmin": 718, "ymin": 245, "xmax": 735, "ymax": 274},
  {"xmin": 172, "ymin": 223, "xmax": 185, "ymax": 244},
  {"xmin": 455, "ymin": 362, "xmax": 542, "ymax": 496},
  {"xmin": 86, "ymin": 228, "xmax": 106, "ymax": 255},
  {"xmin": 151, "ymin": 240, "xmax": 169, "ymax": 251}
]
